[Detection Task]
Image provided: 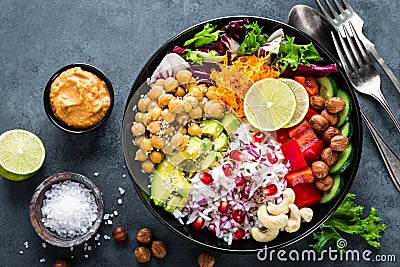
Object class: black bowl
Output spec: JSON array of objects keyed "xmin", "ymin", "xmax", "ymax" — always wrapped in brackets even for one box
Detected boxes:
[
  {"xmin": 44, "ymin": 63, "xmax": 114, "ymax": 134},
  {"xmin": 122, "ymin": 16, "xmax": 362, "ymax": 253}
]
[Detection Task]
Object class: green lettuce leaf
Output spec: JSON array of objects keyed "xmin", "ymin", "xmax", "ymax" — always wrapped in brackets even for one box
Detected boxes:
[
  {"xmin": 182, "ymin": 49, "xmax": 225, "ymax": 63},
  {"xmin": 237, "ymin": 22, "xmax": 267, "ymax": 56},
  {"xmin": 183, "ymin": 23, "xmax": 223, "ymax": 48}
]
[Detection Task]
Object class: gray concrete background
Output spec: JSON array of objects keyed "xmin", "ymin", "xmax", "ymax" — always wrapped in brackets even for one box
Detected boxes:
[{"xmin": 0, "ymin": 0, "xmax": 399, "ymax": 266}]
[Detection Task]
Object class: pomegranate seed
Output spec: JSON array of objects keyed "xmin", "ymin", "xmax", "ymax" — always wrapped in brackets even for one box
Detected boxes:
[
  {"xmin": 235, "ymin": 176, "xmax": 246, "ymax": 186},
  {"xmin": 199, "ymin": 172, "xmax": 214, "ymax": 185},
  {"xmin": 230, "ymin": 150, "xmax": 245, "ymax": 161},
  {"xmin": 222, "ymin": 164, "xmax": 233, "ymax": 177},
  {"xmin": 209, "ymin": 224, "xmax": 216, "ymax": 233},
  {"xmin": 266, "ymin": 148, "xmax": 278, "ymax": 164},
  {"xmin": 262, "ymin": 184, "xmax": 278, "ymax": 196},
  {"xmin": 232, "ymin": 210, "xmax": 243, "ymax": 224},
  {"xmin": 241, "ymin": 182, "xmax": 251, "ymax": 199},
  {"xmin": 252, "ymin": 132, "xmax": 266, "ymax": 143},
  {"xmin": 234, "ymin": 228, "xmax": 246, "ymax": 240},
  {"xmin": 218, "ymin": 201, "xmax": 229, "ymax": 213},
  {"xmin": 192, "ymin": 216, "xmax": 205, "ymax": 231}
]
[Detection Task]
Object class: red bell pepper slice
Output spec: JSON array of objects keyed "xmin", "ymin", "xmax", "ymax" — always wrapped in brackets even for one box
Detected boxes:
[
  {"xmin": 285, "ymin": 167, "xmax": 315, "ymax": 187},
  {"xmin": 305, "ymin": 107, "xmax": 318, "ymax": 121},
  {"xmin": 270, "ymin": 128, "xmax": 290, "ymax": 144},
  {"xmin": 302, "ymin": 139, "xmax": 325, "ymax": 165},
  {"xmin": 294, "ymin": 76, "xmax": 319, "ymax": 96},
  {"xmin": 291, "ymin": 183, "xmax": 321, "ymax": 208},
  {"xmin": 287, "ymin": 120, "xmax": 319, "ymax": 152},
  {"xmin": 281, "ymin": 139, "xmax": 307, "ymax": 171}
]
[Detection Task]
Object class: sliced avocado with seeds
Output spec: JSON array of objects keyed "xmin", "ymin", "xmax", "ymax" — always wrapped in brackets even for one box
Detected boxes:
[
  {"xmin": 164, "ymin": 194, "xmax": 182, "ymax": 212},
  {"xmin": 181, "ymin": 136, "xmax": 206, "ymax": 160},
  {"xmin": 200, "ymin": 119, "xmax": 224, "ymax": 138},
  {"xmin": 221, "ymin": 112, "xmax": 240, "ymax": 135},
  {"xmin": 202, "ymin": 138, "xmax": 214, "ymax": 150},
  {"xmin": 214, "ymin": 132, "xmax": 229, "ymax": 151}
]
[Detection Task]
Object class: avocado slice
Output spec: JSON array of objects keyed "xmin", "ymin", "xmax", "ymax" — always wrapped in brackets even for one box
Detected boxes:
[
  {"xmin": 221, "ymin": 112, "xmax": 240, "ymax": 135},
  {"xmin": 181, "ymin": 136, "xmax": 206, "ymax": 160},
  {"xmin": 202, "ymin": 138, "xmax": 214, "ymax": 151},
  {"xmin": 200, "ymin": 119, "xmax": 224, "ymax": 138},
  {"xmin": 165, "ymin": 194, "xmax": 188, "ymax": 212},
  {"xmin": 214, "ymin": 132, "xmax": 229, "ymax": 151}
]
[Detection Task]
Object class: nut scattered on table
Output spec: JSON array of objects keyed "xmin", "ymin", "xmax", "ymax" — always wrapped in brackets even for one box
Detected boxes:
[
  {"xmin": 134, "ymin": 246, "xmax": 151, "ymax": 263},
  {"xmin": 52, "ymin": 259, "xmax": 70, "ymax": 267},
  {"xmin": 136, "ymin": 227, "xmax": 152, "ymax": 243},
  {"xmin": 112, "ymin": 226, "xmax": 128, "ymax": 242},
  {"xmin": 151, "ymin": 240, "xmax": 167, "ymax": 259},
  {"xmin": 198, "ymin": 251, "xmax": 215, "ymax": 267}
]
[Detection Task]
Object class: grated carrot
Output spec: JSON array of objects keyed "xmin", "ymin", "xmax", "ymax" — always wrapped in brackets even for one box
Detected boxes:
[
  {"xmin": 207, "ymin": 85, "xmax": 245, "ymax": 118},
  {"xmin": 230, "ymin": 55, "xmax": 281, "ymax": 82}
]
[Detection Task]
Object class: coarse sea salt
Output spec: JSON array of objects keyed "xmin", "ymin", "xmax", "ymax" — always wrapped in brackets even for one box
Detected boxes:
[{"xmin": 41, "ymin": 180, "xmax": 98, "ymax": 238}]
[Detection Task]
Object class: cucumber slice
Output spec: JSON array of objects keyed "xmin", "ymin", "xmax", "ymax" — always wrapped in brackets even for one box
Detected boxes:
[
  {"xmin": 316, "ymin": 76, "xmax": 337, "ymax": 99},
  {"xmin": 320, "ymin": 174, "xmax": 343, "ymax": 204},
  {"xmin": 340, "ymin": 120, "xmax": 353, "ymax": 139},
  {"xmin": 336, "ymin": 89, "xmax": 352, "ymax": 127},
  {"xmin": 329, "ymin": 144, "xmax": 354, "ymax": 174}
]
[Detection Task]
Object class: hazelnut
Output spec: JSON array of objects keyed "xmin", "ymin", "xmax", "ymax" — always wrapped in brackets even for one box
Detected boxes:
[
  {"xmin": 325, "ymin": 97, "xmax": 346, "ymax": 113},
  {"xmin": 323, "ymin": 126, "xmax": 341, "ymax": 142},
  {"xmin": 52, "ymin": 260, "xmax": 70, "ymax": 267},
  {"xmin": 134, "ymin": 246, "xmax": 151, "ymax": 263},
  {"xmin": 112, "ymin": 226, "xmax": 128, "ymax": 242},
  {"xmin": 330, "ymin": 135, "xmax": 350, "ymax": 152},
  {"xmin": 309, "ymin": 114, "xmax": 329, "ymax": 131},
  {"xmin": 321, "ymin": 147, "xmax": 339, "ymax": 166},
  {"xmin": 310, "ymin": 95, "xmax": 325, "ymax": 110},
  {"xmin": 151, "ymin": 240, "xmax": 167, "ymax": 259},
  {"xmin": 136, "ymin": 227, "xmax": 152, "ymax": 244},
  {"xmin": 198, "ymin": 251, "xmax": 216, "ymax": 267},
  {"xmin": 311, "ymin": 161, "xmax": 330, "ymax": 179},
  {"xmin": 321, "ymin": 109, "xmax": 338, "ymax": 126},
  {"xmin": 315, "ymin": 175, "xmax": 334, "ymax": 191}
]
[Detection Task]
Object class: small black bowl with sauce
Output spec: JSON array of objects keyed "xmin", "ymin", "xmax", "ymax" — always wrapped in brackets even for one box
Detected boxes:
[{"xmin": 43, "ymin": 63, "xmax": 114, "ymax": 134}]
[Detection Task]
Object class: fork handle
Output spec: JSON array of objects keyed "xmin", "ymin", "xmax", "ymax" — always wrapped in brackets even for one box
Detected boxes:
[
  {"xmin": 360, "ymin": 109, "xmax": 400, "ymax": 192},
  {"xmin": 370, "ymin": 90, "xmax": 400, "ymax": 132}
]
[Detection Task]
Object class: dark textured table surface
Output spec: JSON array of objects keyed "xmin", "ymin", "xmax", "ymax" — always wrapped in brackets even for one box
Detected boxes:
[{"xmin": 1, "ymin": 0, "xmax": 399, "ymax": 266}]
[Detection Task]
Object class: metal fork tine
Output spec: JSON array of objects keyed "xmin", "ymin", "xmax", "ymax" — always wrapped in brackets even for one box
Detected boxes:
[
  {"xmin": 343, "ymin": 25, "xmax": 364, "ymax": 68},
  {"xmin": 324, "ymin": 0, "xmax": 340, "ymax": 18},
  {"xmin": 337, "ymin": 27, "xmax": 358, "ymax": 71},
  {"xmin": 331, "ymin": 31, "xmax": 352, "ymax": 74},
  {"xmin": 315, "ymin": 0, "xmax": 333, "ymax": 21},
  {"xmin": 348, "ymin": 22, "xmax": 372, "ymax": 65},
  {"xmin": 342, "ymin": 0, "xmax": 355, "ymax": 12},
  {"xmin": 332, "ymin": 0, "xmax": 345, "ymax": 13}
]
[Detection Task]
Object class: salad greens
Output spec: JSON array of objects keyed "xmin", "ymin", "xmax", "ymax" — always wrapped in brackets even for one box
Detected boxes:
[
  {"xmin": 237, "ymin": 22, "xmax": 267, "ymax": 56},
  {"xmin": 182, "ymin": 49, "xmax": 225, "ymax": 64},
  {"xmin": 183, "ymin": 23, "xmax": 223, "ymax": 48},
  {"xmin": 277, "ymin": 36, "xmax": 323, "ymax": 72},
  {"xmin": 312, "ymin": 193, "xmax": 387, "ymax": 252}
]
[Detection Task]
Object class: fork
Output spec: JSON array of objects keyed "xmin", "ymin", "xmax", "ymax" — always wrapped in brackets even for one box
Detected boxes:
[
  {"xmin": 315, "ymin": 0, "xmax": 400, "ymax": 94},
  {"xmin": 331, "ymin": 22, "xmax": 400, "ymax": 132}
]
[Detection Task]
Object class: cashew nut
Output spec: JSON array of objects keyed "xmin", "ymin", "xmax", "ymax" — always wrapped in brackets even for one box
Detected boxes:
[
  {"xmin": 284, "ymin": 204, "xmax": 301, "ymax": 233},
  {"xmin": 267, "ymin": 188, "xmax": 295, "ymax": 215},
  {"xmin": 257, "ymin": 205, "xmax": 288, "ymax": 229},
  {"xmin": 251, "ymin": 227, "xmax": 280, "ymax": 242},
  {"xmin": 299, "ymin": 207, "xmax": 314, "ymax": 222}
]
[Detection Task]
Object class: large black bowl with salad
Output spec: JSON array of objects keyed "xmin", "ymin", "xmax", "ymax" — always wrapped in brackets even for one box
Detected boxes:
[{"xmin": 122, "ymin": 16, "xmax": 362, "ymax": 252}]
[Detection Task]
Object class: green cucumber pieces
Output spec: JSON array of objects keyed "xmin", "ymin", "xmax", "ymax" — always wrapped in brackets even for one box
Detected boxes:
[
  {"xmin": 320, "ymin": 174, "xmax": 343, "ymax": 204},
  {"xmin": 316, "ymin": 76, "xmax": 338, "ymax": 99},
  {"xmin": 340, "ymin": 120, "xmax": 353, "ymax": 139},
  {"xmin": 329, "ymin": 143, "xmax": 354, "ymax": 174},
  {"xmin": 336, "ymin": 89, "xmax": 352, "ymax": 127}
]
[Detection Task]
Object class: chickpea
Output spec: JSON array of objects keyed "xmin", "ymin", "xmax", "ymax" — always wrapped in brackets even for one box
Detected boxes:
[
  {"xmin": 182, "ymin": 99, "xmax": 193, "ymax": 113},
  {"xmin": 183, "ymin": 95, "xmax": 198, "ymax": 108},
  {"xmin": 176, "ymin": 69, "xmax": 193, "ymax": 85},
  {"xmin": 175, "ymin": 112, "xmax": 189, "ymax": 125},
  {"xmin": 183, "ymin": 77, "xmax": 197, "ymax": 90},
  {"xmin": 163, "ymin": 143, "xmax": 174, "ymax": 155},
  {"xmin": 170, "ymin": 132, "xmax": 184, "ymax": 149},
  {"xmin": 180, "ymin": 127, "xmax": 187, "ymax": 135},
  {"xmin": 198, "ymin": 84, "xmax": 208, "ymax": 96},
  {"xmin": 148, "ymin": 85, "xmax": 165, "ymax": 100},
  {"xmin": 148, "ymin": 106, "xmax": 162, "ymax": 121},
  {"xmin": 154, "ymin": 78, "xmax": 165, "ymax": 86},
  {"xmin": 131, "ymin": 122, "xmax": 146, "ymax": 136},
  {"xmin": 161, "ymin": 109, "xmax": 176, "ymax": 124},
  {"xmin": 204, "ymin": 100, "xmax": 224, "ymax": 119},
  {"xmin": 164, "ymin": 127, "xmax": 175, "ymax": 137},
  {"xmin": 189, "ymin": 88, "xmax": 203, "ymax": 99},
  {"xmin": 140, "ymin": 138, "xmax": 153, "ymax": 153},
  {"xmin": 158, "ymin": 94, "xmax": 173, "ymax": 107},
  {"xmin": 138, "ymin": 96, "xmax": 151, "ymax": 112},
  {"xmin": 135, "ymin": 112, "xmax": 145, "ymax": 123},
  {"xmin": 147, "ymin": 100, "xmax": 158, "ymax": 111},
  {"xmin": 134, "ymin": 135, "xmax": 145, "ymax": 147},
  {"xmin": 206, "ymin": 89, "xmax": 217, "ymax": 99},
  {"xmin": 179, "ymin": 136, "xmax": 189, "ymax": 149},
  {"xmin": 189, "ymin": 106, "xmax": 202, "ymax": 119},
  {"xmin": 198, "ymin": 97, "xmax": 208, "ymax": 109},
  {"xmin": 164, "ymin": 77, "xmax": 179, "ymax": 93},
  {"xmin": 148, "ymin": 121, "xmax": 161, "ymax": 134},
  {"xmin": 175, "ymin": 86, "xmax": 186, "ymax": 97},
  {"xmin": 142, "ymin": 160, "xmax": 155, "ymax": 173},
  {"xmin": 142, "ymin": 113, "xmax": 151, "ymax": 126},
  {"xmin": 135, "ymin": 149, "xmax": 148, "ymax": 161},
  {"xmin": 151, "ymin": 135, "xmax": 164, "ymax": 149},
  {"xmin": 168, "ymin": 98, "xmax": 184, "ymax": 113},
  {"xmin": 188, "ymin": 123, "xmax": 202, "ymax": 137},
  {"xmin": 149, "ymin": 151, "xmax": 164, "ymax": 164}
]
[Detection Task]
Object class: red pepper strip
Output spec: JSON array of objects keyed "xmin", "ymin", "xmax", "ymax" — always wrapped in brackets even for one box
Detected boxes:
[
  {"xmin": 294, "ymin": 76, "xmax": 319, "ymax": 96},
  {"xmin": 305, "ymin": 107, "xmax": 318, "ymax": 121},
  {"xmin": 285, "ymin": 167, "xmax": 315, "ymax": 187},
  {"xmin": 302, "ymin": 139, "xmax": 325, "ymax": 165},
  {"xmin": 281, "ymin": 139, "xmax": 307, "ymax": 171},
  {"xmin": 270, "ymin": 128, "xmax": 290, "ymax": 144},
  {"xmin": 291, "ymin": 183, "xmax": 321, "ymax": 208},
  {"xmin": 287, "ymin": 120, "xmax": 319, "ymax": 152}
]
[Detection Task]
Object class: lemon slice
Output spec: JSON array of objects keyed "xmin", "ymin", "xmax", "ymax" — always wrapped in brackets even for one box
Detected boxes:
[
  {"xmin": 280, "ymin": 78, "xmax": 310, "ymax": 128},
  {"xmin": 244, "ymin": 78, "xmax": 296, "ymax": 131},
  {"xmin": 0, "ymin": 129, "xmax": 46, "ymax": 181}
]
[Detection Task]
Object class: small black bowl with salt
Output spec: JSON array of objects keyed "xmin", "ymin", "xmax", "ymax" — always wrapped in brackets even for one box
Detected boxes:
[{"xmin": 29, "ymin": 172, "xmax": 104, "ymax": 247}]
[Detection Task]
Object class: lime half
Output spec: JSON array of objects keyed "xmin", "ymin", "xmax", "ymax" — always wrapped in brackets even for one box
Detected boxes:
[
  {"xmin": 0, "ymin": 129, "xmax": 45, "ymax": 181},
  {"xmin": 244, "ymin": 78, "xmax": 296, "ymax": 131},
  {"xmin": 280, "ymin": 78, "xmax": 310, "ymax": 128}
]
